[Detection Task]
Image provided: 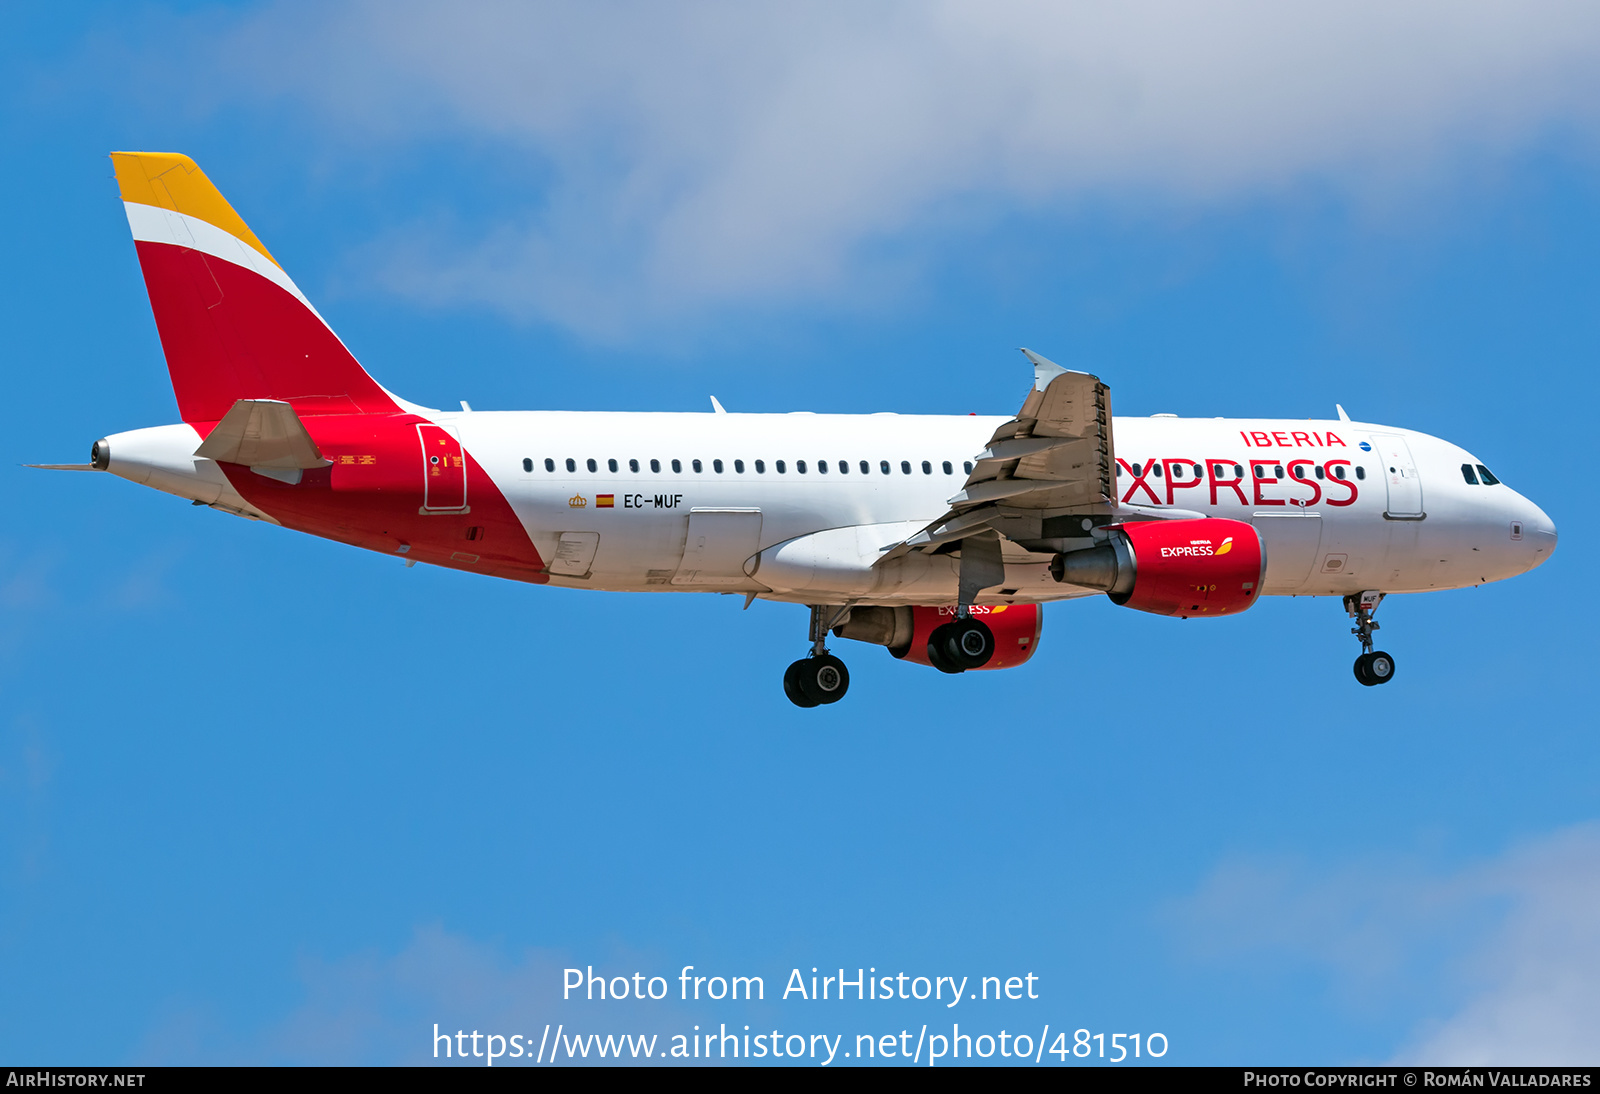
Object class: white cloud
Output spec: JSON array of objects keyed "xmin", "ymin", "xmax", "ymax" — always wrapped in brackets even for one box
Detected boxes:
[
  {"xmin": 1176, "ymin": 823, "xmax": 1600, "ymax": 1065},
  {"xmin": 1396, "ymin": 826, "xmax": 1600, "ymax": 1065},
  {"xmin": 140, "ymin": 925, "xmax": 687, "ymax": 1064},
  {"xmin": 161, "ymin": 1, "xmax": 1600, "ymax": 333}
]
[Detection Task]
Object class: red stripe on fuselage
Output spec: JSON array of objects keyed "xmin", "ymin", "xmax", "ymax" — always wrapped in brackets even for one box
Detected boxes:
[
  {"xmin": 132, "ymin": 240, "xmax": 398, "ymax": 424},
  {"xmin": 212, "ymin": 412, "xmax": 548, "ymax": 583}
]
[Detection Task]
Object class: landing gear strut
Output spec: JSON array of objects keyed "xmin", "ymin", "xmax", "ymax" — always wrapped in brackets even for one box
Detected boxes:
[
  {"xmin": 784, "ymin": 605, "xmax": 851, "ymax": 708},
  {"xmin": 926, "ymin": 533, "xmax": 1003, "ymax": 674},
  {"xmin": 1345, "ymin": 591, "xmax": 1396, "ymax": 687}
]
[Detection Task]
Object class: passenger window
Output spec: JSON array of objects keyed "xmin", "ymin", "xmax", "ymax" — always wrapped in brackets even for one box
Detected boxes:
[
  {"xmin": 964, "ymin": 461, "xmax": 974, "ymax": 474},
  {"xmin": 586, "ymin": 458, "xmax": 597, "ymax": 472},
  {"xmin": 836, "ymin": 461, "xmax": 846, "ymax": 474},
  {"xmin": 713, "ymin": 459, "xmax": 724, "ymax": 473},
  {"xmin": 1132, "ymin": 462, "xmax": 1142, "ymax": 475},
  {"xmin": 1254, "ymin": 465, "xmax": 1265, "ymax": 479},
  {"xmin": 1356, "ymin": 467, "xmax": 1366, "ymax": 480},
  {"xmin": 1314, "ymin": 465, "xmax": 1325, "ymax": 480},
  {"xmin": 901, "ymin": 461, "xmax": 912, "ymax": 475},
  {"xmin": 1153, "ymin": 464, "xmax": 1163, "ymax": 478},
  {"xmin": 629, "ymin": 458, "xmax": 639, "ymax": 472},
  {"xmin": 921, "ymin": 460, "xmax": 932, "ymax": 474},
  {"xmin": 734, "ymin": 459, "xmax": 744, "ymax": 473},
  {"xmin": 797, "ymin": 460, "xmax": 807, "ymax": 473},
  {"xmin": 692, "ymin": 459, "xmax": 703, "ymax": 473},
  {"xmin": 1334, "ymin": 466, "xmax": 1346, "ymax": 479},
  {"xmin": 942, "ymin": 460, "xmax": 953, "ymax": 475},
  {"xmin": 671, "ymin": 459, "xmax": 682, "ymax": 473},
  {"xmin": 566, "ymin": 458, "xmax": 576, "ymax": 472},
  {"xmin": 650, "ymin": 459, "xmax": 661, "ymax": 473},
  {"xmin": 1234, "ymin": 464, "xmax": 1244, "ymax": 477},
  {"xmin": 1275, "ymin": 465, "xmax": 1284, "ymax": 479},
  {"xmin": 1192, "ymin": 464, "xmax": 1202, "ymax": 477},
  {"xmin": 522, "ymin": 458, "xmax": 533, "ymax": 472},
  {"xmin": 880, "ymin": 460, "xmax": 890, "ymax": 474},
  {"xmin": 817, "ymin": 460, "xmax": 828, "ymax": 474},
  {"xmin": 776, "ymin": 460, "xmax": 786, "ymax": 473},
  {"xmin": 860, "ymin": 460, "xmax": 869, "ymax": 474},
  {"xmin": 1477, "ymin": 464, "xmax": 1500, "ymax": 485},
  {"xmin": 608, "ymin": 458, "xmax": 618, "ymax": 472},
  {"xmin": 755, "ymin": 459, "xmax": 765, "ymax": 473},
  {"xmin": 1461, "ymin": 463, "xmax": 1479, "ymax": 485},
  {"xmin": 545, "ymin": 458, "xmax": 555, "ymax": 472}
]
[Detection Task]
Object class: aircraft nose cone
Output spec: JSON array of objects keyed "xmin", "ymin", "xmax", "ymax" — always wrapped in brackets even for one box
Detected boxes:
[{"xmin": 1515, "ymin": 497, "xmax": 1557, "ymax": 571}]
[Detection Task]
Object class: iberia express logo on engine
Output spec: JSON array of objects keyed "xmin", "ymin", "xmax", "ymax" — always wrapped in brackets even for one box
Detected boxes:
[{"xmin": 1161, "ymin": 536, "xmax": 1233, "ymax": 559}]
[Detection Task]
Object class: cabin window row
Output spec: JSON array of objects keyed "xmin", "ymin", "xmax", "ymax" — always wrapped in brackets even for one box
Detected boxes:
[
  {"xmin": 521, "ymin": 457, "xmax": 976, "ymax": 476},
  {"xmin": 1118, "ymin": 461, "xmax": 1367, "ymax": 481}
]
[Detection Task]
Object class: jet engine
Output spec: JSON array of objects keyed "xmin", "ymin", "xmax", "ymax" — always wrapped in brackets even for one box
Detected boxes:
[
  {"xmin": 833, "ymin": 604, "xmax": 1042, "ymax": 670},
  {"xmin": 1051, "ymin": 518, "xmax": 1265, "ymax": 618}
]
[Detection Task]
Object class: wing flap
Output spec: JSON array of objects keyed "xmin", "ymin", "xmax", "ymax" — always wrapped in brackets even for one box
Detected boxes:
[{"xmin": 878, "ymin": 349, "xmax": 1116, "ymax": 566}]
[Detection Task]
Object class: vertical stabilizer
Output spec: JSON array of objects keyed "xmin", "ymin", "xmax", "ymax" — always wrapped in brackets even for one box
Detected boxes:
[{"xmin": 111, "ymin": 152, "xmax": 398, "ymax": 424}]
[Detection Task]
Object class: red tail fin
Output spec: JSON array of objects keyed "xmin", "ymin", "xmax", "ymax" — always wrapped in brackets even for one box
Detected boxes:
[{"xmin": 111, "ymin": 152, "xmax": 398, "ymax": 424}]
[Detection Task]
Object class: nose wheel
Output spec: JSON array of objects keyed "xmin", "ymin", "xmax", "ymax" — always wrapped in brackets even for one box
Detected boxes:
[
  {"xmin": 784, "ymin": 605, "xmax": 852, "ymax": 707},
  {"xmin": 1345, "ymin": 591, "xmax": 1396, "ymax": 687},
  {"xmin": 1353, "ymin": 650, "xmax": 1395, "ymax": 686}
]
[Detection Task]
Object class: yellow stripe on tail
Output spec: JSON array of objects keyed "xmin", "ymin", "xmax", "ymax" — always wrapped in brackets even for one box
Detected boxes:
[{"xmin": 110, "ymin": 152, "xmax": 280, "ymax": 270}]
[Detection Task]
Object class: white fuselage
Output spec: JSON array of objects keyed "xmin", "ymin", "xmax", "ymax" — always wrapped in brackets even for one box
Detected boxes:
[
  {"xmin": 445, "ymin": 410, "xmax": 1555, "ymax": 604},
  {"xmin": 100, "ymin": 408, "xmax": 1556, "ymax": 605}
]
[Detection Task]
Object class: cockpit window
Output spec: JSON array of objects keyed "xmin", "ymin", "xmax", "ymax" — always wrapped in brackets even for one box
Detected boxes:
[
  {"xmin": 1461, "ymin": 463, "xmax": 1479, "ymax": 485},
  {"xmin": 1476, "ymin": 464, "xmax": 1501, "ymax": 485}
]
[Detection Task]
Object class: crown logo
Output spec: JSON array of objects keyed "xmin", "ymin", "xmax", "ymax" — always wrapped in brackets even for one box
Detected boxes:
[{"xmin": 568, "ymin": 494, "xmax": 588, "ymax": 508}]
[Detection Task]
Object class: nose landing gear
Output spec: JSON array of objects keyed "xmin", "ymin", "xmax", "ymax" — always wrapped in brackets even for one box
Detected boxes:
[
  {"xmin": 784, "ymin": 605, "xmax": 851, "ymax": 707},
  {"xmin": 1346, "ymin": 591, "xmax": 1396, "ymax": 686}
]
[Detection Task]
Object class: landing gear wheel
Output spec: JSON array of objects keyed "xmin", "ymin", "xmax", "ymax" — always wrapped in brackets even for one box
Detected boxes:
[
  {"xmin": 1345, "ymin": 592, "xmax": 1395, "ymax": 688},
  {"xmin": 786, "ymin": 654, "xmax": 850, "ymax": 706},
  {"xmin": 931, "ymin": 616, "xmax": 996, "ymax": 671},
  {"xmin": 1353, "ymin": 651, "xmax": 1397, "ymax": 687},
  {"xmin": 783, "ymin": 660, "xmax": 820, "ymax": 707},
  {"xmin": 925, "ymin": 624, "xmax": 965, "ymax": 674}
]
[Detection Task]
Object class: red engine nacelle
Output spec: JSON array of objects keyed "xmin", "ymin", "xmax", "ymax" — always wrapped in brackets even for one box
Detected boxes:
[
  {"xmin": 1051, "ymin": 517, "xmax": 1265, "ymax": 618},
  {"xmin": 833, "ymin": 603, "xmax": 1043, "ymax": 670}
]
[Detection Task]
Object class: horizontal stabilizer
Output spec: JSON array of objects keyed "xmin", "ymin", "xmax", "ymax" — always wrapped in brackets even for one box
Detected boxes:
[{"xmin": 194, "ymin": 399, "xmax": 332, "ymax": 470}]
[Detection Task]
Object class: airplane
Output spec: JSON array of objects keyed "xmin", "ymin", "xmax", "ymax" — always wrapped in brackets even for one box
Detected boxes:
[{"xmin": 34, "ymin": 152, "xmax": 1558, "ymax": 707}]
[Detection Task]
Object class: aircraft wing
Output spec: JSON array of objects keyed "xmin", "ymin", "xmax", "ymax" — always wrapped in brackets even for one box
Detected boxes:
[{"xmin": 882, "ymin": 349, "xmax": 1115, "ymax": 560}]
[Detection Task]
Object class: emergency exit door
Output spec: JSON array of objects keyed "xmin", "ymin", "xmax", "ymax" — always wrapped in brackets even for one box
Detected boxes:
[
  {"xmin": 672, "ymin": 508, "xmax": 762, "ymax": 585},
  {"xmin": 417, "ymin": 424, "xmax": 468, "ymax": 512}
]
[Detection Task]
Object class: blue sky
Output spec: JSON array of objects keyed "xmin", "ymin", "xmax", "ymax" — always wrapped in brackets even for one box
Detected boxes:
[{"xmin": 2, "ymin": 1, "xmax": 1598, "ymax": 1066}]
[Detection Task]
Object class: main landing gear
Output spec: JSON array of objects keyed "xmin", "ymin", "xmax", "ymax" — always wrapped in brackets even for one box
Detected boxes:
[
  {"xmin": 784, "ymin": 605, "xmax": 851, "ymax": 708},
  {"xmin": 926, "ymin": 614, "xmax": 996, "ymax": 674},
  {"xmin": 1346, "ymin": 591, "xmax": 1396, "ymax": 687}
]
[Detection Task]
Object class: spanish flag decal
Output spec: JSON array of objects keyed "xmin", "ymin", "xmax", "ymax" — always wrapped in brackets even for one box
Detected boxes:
[{"xmin": 596, "ymin": 494, "xmax": 615, "ymax": 508}]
